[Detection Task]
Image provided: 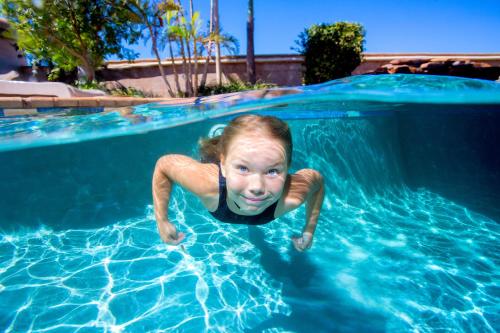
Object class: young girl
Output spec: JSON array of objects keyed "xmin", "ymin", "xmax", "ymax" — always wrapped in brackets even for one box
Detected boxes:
[{"xmin": 152, "ymin": 114, "xmax": 324, "ymax": 251}]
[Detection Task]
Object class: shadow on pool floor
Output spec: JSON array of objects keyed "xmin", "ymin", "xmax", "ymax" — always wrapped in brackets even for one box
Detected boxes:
[{"xmin": 245, "ymin": 227, "xmax": 388, "ymax": 333}]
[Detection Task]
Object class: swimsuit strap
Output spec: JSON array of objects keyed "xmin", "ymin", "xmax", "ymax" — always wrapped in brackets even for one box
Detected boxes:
[{"xmin": 217, "ymin": 163, "xmax": 227, "ymax": 205}]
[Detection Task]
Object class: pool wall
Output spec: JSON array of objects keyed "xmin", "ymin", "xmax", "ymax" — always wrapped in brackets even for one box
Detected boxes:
[
  {"xmin": 397, "ymin": 106, "xmax": 500, "ymax": 220},
  {"xmin": 0, "ymin": 122, "xmax": 205, "ymax": 231},
  {"xmin": 1, "ymin": 106, "xmax": 499, "ymax": 231}
]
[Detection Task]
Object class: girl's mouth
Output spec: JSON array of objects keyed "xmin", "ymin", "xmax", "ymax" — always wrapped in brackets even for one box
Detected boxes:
[{"xmin": 242, "ymin": 195, "xmax": 267, "ymax": 203}]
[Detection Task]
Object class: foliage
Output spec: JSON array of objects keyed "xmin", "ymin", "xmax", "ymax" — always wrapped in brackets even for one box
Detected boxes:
[
  {"xmin": 122, "ymin": 0, "xmax": 177, "ymax": 96},
  {"xmin": 74, "ymin": 79, "xmax": 104, "ymax": 90},
  {"xmin": 294, "ymin": 22, "xmax": 365, "ymax": 84},
  {"xmin": 2, "ymin": 0, "xmax": 142, "ymax": 81},
  {"xmin": 3, "ymin": 0, "xmax": 242, "ymax": 97},
  {"xmin": 126, "ymin": 0, "xmax": 239, "ymax": 97},
  {"xmin": 47, "ymin": 67, "xmax": 78, "ymax": 83},
  {"xmin": 198, "ymin": 80, "xmax": 276, "ymax": 96},
  {"xmin": 206, "ymin": 27, "xmax": 239, "ymax": 55},
  {"xmin": 108, "ymin": 85, "xmax": 150, "ymax": 98},
  {"xmin": 73, "ymin": 79, "xmax": 152, "ymax": 97}
]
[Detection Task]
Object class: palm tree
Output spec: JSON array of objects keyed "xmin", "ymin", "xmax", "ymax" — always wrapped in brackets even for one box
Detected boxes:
[
  {"xmin": 173, "ymin": 0, "xmax": 193, "ymax": 96},
  {"xmin": 199, "ymin": 22, "xmax": 240, "ymax": 89},
  {"xmin": 213, "ymin": 0, "xmax": 222, "ymax": 85},
  {"xmin": 160, "ymin": 1, "xmax": 183, "ymax": 94},
  {"xmin": 188, "ymin": 0, "xmax": 199, "ymax": 95},
  {"xmin": 199, "ymin": 0, "xmax": 214, "ymax": 88},
  {"xmin": 246, "ymin": 0, "xmax": 256, "ymax": 84},
  {"xmin": 124, "ymin": 0, "xmax": 175, "ymax": 97}
]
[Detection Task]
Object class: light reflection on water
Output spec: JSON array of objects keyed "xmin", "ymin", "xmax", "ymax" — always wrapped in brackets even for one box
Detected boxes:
[{"xmin": 0, "ymin": 151, "xmax": 498, "ymax": 332}]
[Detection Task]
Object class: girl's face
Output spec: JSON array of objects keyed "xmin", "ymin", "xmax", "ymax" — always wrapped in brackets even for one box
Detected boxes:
[{"xmin": 220, "ymin": 133, "xmax": 288, "ymax": 215}]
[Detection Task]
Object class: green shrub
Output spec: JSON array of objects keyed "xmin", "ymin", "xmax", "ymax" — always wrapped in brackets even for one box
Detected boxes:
[
  {"xmin": 73, "ymin": 80, "xmax": 151, "ymax": 97},
  {"xmin": 74, "ymin": 79, "xmax": 104, "ymax": 90},
  {"xmin": 295, "ymin": 22, "xmax": 365, "ymax": 84},
  {"xmin": 198, "ymin": 81, "xmax": 276, "ymax": 96},
  {"xmin": 47, "ymin": 67, "xmax": 78, "ymax": 84},
  {"xmin": 108, "ymin": 86, "xmax": 149, "ymax": 98}
]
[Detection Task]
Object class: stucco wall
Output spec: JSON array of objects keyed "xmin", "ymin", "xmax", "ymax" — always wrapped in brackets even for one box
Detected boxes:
[
  {"xmin": 98, "ymin": 55, "xmax": 304, "ymax": 97},
  {"xmin": 99, "ymin": 53, "xmax": 500, "ymax": 97},
  {"xmin": 6, "ymin": 53, "xmax": 500, "ymax": 97}
]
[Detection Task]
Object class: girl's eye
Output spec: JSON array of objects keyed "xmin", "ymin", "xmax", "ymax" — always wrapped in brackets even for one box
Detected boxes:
[
  {"xmin": 267, "ymin": 169, "xmax": 279, "ymax": 176},
  {"xmin": 238, "ymin": 165, "xmax": 249, "ymax": 173}
]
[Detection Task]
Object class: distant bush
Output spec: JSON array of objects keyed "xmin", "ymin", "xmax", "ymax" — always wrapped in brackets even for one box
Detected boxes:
[
  {"xmin": 295, "ymin": 22, "xmax": 365, "ymax": 84},
  {"xmin": 74, "ymin": 79, "xmax": 104, "ymax": 90},
  {"xmin": 198, "ymin": 80, "xmax": 276, "ymax": 96},
  {"xmin": 47, "ymin": 67, "xmax": 78, "ymax": 84},
  {"xmin": 108, "ymin": 85, "xmax": 150, "ymax": 98},
  {"xmin": 73, "ymin": 80, "xmax": 152, "ymax": 97}
]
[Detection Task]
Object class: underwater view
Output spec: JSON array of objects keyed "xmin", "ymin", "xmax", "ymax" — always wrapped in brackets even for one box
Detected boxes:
[{"xmin": 0, "ymin": 75, "xmax": 499, "ymax": 332}]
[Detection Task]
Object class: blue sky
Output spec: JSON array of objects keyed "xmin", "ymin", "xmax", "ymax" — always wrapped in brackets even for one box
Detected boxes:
[{"xmin": 124, "ymin": 0, "xmax": 500, "ymax": 60}]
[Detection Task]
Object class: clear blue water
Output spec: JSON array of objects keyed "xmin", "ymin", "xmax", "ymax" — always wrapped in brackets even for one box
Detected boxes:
[{"xmin": 0, "ymin": 75, "xmax": 499, "ymax": 332}]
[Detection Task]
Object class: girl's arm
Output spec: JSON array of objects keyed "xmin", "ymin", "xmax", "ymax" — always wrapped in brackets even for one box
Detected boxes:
[
  {"xmin": 279, "ymin": 169, "xmax": 325, "ymax": 251},
  {"xmin": 294, "ymin": 169, "xmax": 324, "ymax": 251},
  {"xmin": 152, "ymin": 154, "xmax": 218, "ymax": 244}
]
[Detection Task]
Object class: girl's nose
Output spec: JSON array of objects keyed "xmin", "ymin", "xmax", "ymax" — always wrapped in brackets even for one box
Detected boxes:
[{"xmin": 248, "ymin": 174, "xmax": 265, "ymax": 195}]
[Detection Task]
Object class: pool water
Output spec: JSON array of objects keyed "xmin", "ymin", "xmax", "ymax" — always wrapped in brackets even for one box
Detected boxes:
[{"xmin": 0, "ymin": 75, "xmax": 499, "ymax": 332}]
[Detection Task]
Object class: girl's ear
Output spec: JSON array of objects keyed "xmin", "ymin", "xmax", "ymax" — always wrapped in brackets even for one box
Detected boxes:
[{"xmin": 220, "ymin": 154, "xmax": 226, "ymax": 177}]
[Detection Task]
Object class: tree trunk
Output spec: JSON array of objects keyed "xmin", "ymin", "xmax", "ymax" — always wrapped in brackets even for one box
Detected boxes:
[
  {"xmin": 168, "ymin": 39, "xmax": 182, "ymax": 94},
  {"xmin": 246, "ymin": 0, "xmax": 256, "ymax": 84},
  {"xmin": 199, "ymin": 0, "xmax": 214, "ymax": 88},
  {"xmin": 189, "ymin": 0, "xmax": 198, "ymax": 96},
  {"xmin": 184, "ymin": 33, "xmax": 193, "ymax": 96},
  {"xmin": 213, "ymin": 0, "xmax": 222, "ymax": 85},
  {"xmin": 148, "ymin": 24, "xmax": 175, "ymax": 97},
  {"xmin": 81, "ymin": 63, "xmax": 96, "ymax": 82},
  {"xmin": 178, "ymin": 36, "xmax": 191, "ymax": 97},
  {"xmin": 152, "ymin": 43, "xmax": 175, "ymax": 97},
  {"xmin": 192, "ymin": 42, "xmax": 199, "ymax": 96},
  {"xmin": 175, "ymin": 1, "xmax": 192, "ymax": 96},
  {"xmin": 80, "ymin": 54, "xmax": 96, "ymax": 82}
]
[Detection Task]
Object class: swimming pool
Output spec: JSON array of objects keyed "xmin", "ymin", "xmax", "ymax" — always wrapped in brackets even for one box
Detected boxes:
[{"xmin": 0, "ymin": 75, "xmax": 499, "ymax": 332}]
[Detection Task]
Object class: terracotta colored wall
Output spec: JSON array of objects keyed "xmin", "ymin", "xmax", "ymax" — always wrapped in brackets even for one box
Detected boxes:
[
  {"xmin": 99, "ymin": 54, "xmax": 500, "ymax": 97},
  {"xmin": 7, "ymin": 53, "xmax": 500, "ymax": 97},
  {"xmin": 98, "ymin": 55, "xmax": 304, "ymax": 97}
]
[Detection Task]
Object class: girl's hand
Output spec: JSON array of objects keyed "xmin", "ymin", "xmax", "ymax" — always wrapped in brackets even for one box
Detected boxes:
[
  {"xmin": 157, "ymin": 221, "xmax": 185, "ymax": 245},
  {"xmin": 292, "ymin": 232, "xmax": 313, "ymax": 252}
]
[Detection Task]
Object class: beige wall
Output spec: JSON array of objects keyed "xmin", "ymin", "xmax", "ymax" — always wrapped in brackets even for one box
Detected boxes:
[
  {"xmin": 100, "ymin": 53, "xmax": 500, "ymax": 97},
  {"xmin": 99, "ymin": 55, "xmax": 304, "ymax": 97},
  {"xmin": 7, "ymin": 53, "xmax": 500, "ymax": 97}
]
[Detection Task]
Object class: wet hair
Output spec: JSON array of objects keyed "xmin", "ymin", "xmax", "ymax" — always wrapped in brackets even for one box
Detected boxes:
[{"xmin": 199, "ymin": 114, "xmax": 293, "ymax": 166}]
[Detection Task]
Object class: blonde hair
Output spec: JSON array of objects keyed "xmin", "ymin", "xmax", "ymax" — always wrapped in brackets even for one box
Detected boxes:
[{"xmin": 199, "ymin": 115, "xmax": 292, "ymax": 165}]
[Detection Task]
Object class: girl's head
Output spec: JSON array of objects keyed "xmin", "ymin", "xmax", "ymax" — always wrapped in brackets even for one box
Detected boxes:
[
  {"xmin": 200, "ymin": 114, "xmax": 293, "ymax": 166},
  {"xmin": 200, "ymin": 115, "xmax": 293, "ymax": 215}
]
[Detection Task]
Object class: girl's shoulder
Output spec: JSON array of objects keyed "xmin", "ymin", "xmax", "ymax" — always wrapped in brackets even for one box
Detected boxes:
[
  {"xmin": 275, "ymin": 169, "xmax": 323, "ymax": 216},
  {"xmin": 157, "ymin": 154, "xmax": 220, "ymax": 197}
]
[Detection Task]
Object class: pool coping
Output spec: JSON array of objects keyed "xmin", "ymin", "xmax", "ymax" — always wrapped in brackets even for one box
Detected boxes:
[
  {"xmin": 0, "ymin": 96, "xmax": 188, "ymax": 108},
  {"xmin": 0, "ymin": 96, "xmax": 200, "ymax": 117}
]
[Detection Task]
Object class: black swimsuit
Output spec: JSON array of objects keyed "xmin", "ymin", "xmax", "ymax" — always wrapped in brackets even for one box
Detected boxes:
[{"xmin": 209, "ymin": 164, "xmax": 278, "ymax": 225}]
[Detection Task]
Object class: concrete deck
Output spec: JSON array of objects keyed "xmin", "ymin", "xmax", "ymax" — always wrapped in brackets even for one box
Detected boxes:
[{"xmin": 0, "ymin": 96, "xmax": 190, "ymax": 109}]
